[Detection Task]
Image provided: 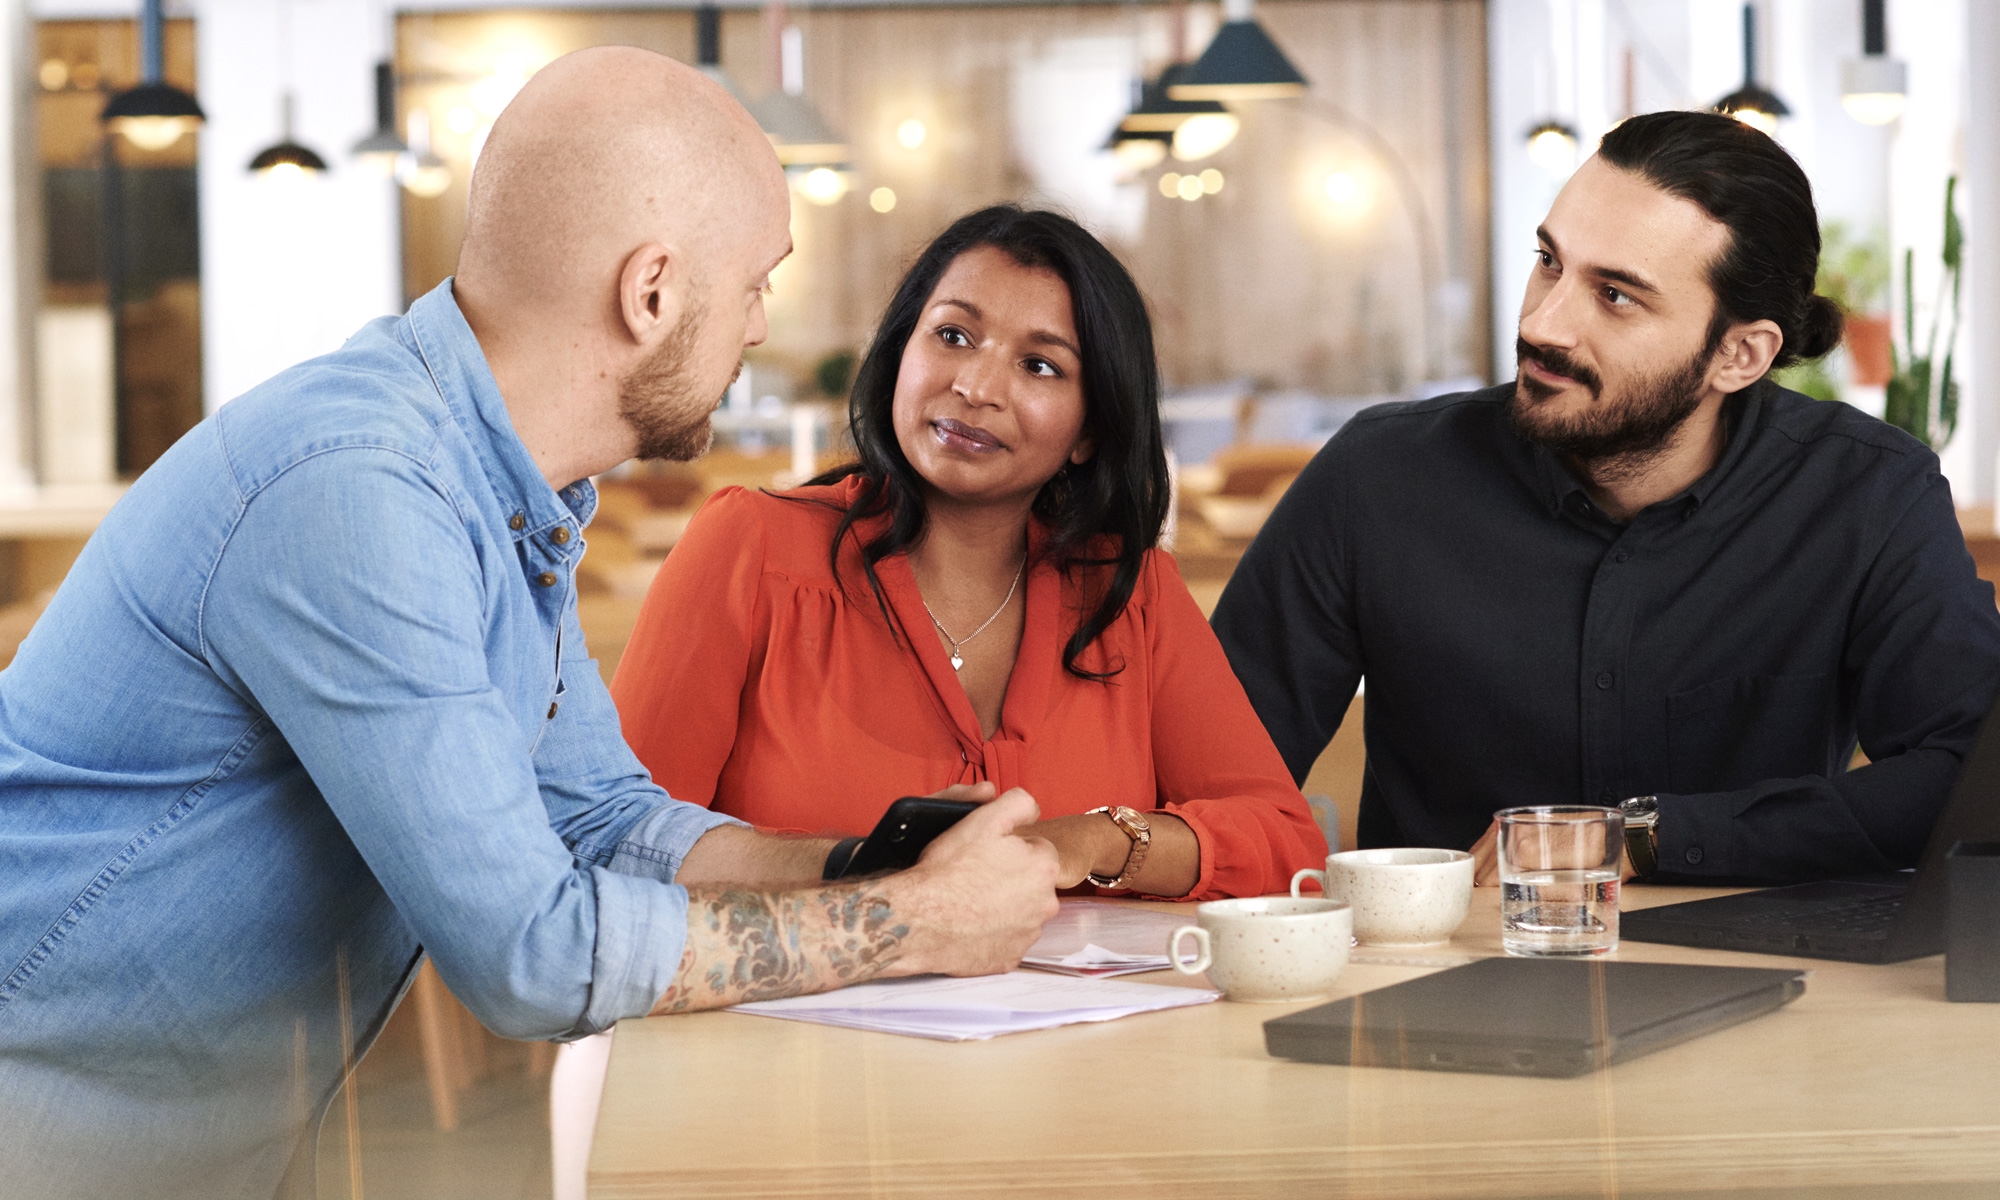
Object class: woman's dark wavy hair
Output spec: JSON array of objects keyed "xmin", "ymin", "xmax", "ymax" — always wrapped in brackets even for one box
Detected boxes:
[
  {"xmin": 803, "ymin": 204, "xmax": 1169, "ymax": 681},
  {"xmin": 1597, "ymin": 110, "xmax": 1843, "ymax": 368}
]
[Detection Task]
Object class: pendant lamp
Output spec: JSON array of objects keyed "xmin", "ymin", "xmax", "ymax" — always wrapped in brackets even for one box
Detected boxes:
[
  {"xmin": 1524, "ymin": 120, "xmax": 1579, "ymax": 175},
  {"xmin": 695, "ymin": 5, "xmax": 755, "ymax": 109},
  {"xmin": 249, "ymin": 94, "xmax": 327, "ymax": 180},
  {"xmin": 351, "ymin": 62, "xmax": 411, "ymax": 175},
  {"xmin": 1168, "ymin": 0, "xmax": 1307, "ymax": 102},
  {"xmin": 751, "ymin": 22, "xmax": 849, "ymax": 167},
  {"xmin": 101, "ymin": 0, "xmax": 204, "ymax": 151},
  {"xmin": 1840, "ymin": 0, "xmax": 1906, "ymax": 125},
  {"xmin": 397, "ymin": 109, "xmax": 452, "ymax": 199},
  {"xmin": 1712, "ymin": 4, "xmax": 1789, "ymax": 135},
  {"xmin": 1119, "ymin": 64, "xmax": 1238, "ymax": 163}
]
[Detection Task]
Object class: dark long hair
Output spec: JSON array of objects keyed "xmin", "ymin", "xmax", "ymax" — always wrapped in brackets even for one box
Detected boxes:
[
  {"xmin": 1597, "ymin": 111, "xmax": 1842, "ymax": 369},
  {"xmin": 805, "ymin": 205, "xmax": 1169, "ymax": 680}
]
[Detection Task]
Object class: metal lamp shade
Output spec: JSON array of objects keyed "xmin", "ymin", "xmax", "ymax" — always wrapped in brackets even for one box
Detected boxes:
[
  {"xmin": 752, "ymin": 91, "xmax": 848, "ymax": 167},
  {"xmin": 249, "ymin": 140, "xmax": 329, "ymax": 175},
  {"xmin": 1168, "ymin": 21, "xmax": 1307, "ymax": 102}
]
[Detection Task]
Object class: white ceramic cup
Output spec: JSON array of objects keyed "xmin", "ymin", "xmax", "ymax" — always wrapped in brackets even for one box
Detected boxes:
[
  {"xmin": 1290, "ymin": 848, "xmax": 1475, "ymax": 946},
  {"xmin": 1168, "ymin": 897, "xmax": 1352, "ymax": 1003}
]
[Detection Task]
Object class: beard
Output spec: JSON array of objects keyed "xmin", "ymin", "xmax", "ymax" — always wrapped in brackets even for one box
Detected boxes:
[
  {"xmin": 1508, "ymin": 335, "xmax": 1711, "ymax": 479},
  {"xmin": 617, "ymin": 294, "xmax": 734, "ymax": 464}
]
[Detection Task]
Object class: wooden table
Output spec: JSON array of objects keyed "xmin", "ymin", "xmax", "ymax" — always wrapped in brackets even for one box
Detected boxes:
[{"xmin": 593, "ymin": 886, "xmax": 1997, "ymax": 1199}]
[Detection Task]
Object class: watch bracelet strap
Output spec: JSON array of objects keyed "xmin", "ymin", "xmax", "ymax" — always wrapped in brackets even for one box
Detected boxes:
[
  {"xmin": 1624, "ymin": 821, "xmax": 1659, "ymax": 879},
  {"xmin": 1085, "ymin": 806, "xmax": 1151, "ymax": 890},
  {"xmin": 823, "ymin": 836, "xmax": 865, "ymax": 882}
]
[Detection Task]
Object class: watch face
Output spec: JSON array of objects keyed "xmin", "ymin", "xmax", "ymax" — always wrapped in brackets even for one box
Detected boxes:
[{"xmin": 1620, "ymin": 796, "xmax": 1659, "ymax": 820}]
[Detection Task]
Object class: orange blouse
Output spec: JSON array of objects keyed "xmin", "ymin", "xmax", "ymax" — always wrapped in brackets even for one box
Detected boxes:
[{"xmin": 610, "ymin": 477, "xmax": 1326, "ymax": 900}]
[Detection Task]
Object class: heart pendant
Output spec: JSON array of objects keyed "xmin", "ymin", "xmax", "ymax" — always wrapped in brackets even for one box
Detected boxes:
[{"xmin": 949, "ymin": 652, "xmax": 964, "ymax": 671}]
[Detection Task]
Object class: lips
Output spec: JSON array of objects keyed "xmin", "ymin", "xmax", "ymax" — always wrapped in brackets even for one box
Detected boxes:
[{"xmin": 932, "ymin": 418, "xmax": 1006, "ymax": 454}]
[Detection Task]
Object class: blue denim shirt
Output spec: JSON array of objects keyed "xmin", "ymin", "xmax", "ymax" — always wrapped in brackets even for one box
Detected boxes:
[{"xmin": 0, "ymin": 282, "xmax": 738, "ymax": 1197}]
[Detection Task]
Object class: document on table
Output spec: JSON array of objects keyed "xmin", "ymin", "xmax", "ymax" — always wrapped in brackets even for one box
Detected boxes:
[
  {"xmin": 1020, "ymin": 899, "xmax": 1190, "ymax": 977},
  {"xmin": 729, "ymin": 971, "xmax": 1219, "ymax": 1041}
]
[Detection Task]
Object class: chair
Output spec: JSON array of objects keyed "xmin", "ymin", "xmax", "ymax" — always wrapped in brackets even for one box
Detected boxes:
[{"xmin": 550, "ymin": 1030, "xmax": 618, "ymax": 1200}]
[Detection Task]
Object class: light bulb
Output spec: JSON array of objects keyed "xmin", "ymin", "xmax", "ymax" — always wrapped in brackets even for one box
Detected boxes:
[
  {"xmin": 1526, "ymin": 127, "xmax": 1577, "ymax": 175},
  {"xmin": 1159, "ymin": 172, "xmax": 1182, "ymax": 198},
  {"xmin": 399, "ymin": 154, "xmax": 452, "ymax": 198},
  {"xmin": 896, "ymin": 118, "xmax": 927, "ymax": 149},
  {"xmin": 1728, "ymin": 107, "xmax": 1780, "ymax": 136},
  {"xmin": 1199, "ymin": 168, "xmax": 1224, "ymax": 195},
  {"xmin": 869, "ymin": 186, "xmax": 897, "ymax": 213},
  {"xmin": 1841, "ymin": 92, "xmax": 1906, "ymax": 125},
  {"xmin": 1176, "ymin": 174, "xmax": 1204, "ymax": 202},
  {"xmin": 446, "ymin": 106, "xmax": 479, "ymax": 135},
  {"xmin": 38, "ymin": 60, "xmax": 67, "ymax": 90},
  {"xmin": 1171, "ymin": 112, "xmax": 1239, "ymax": 162},
  {"xmin": 1324, "ymin": 172, "xmax": 1359, "ymax": 204},
  {"xmin": 111, "ymin": 115, "xmax": 196, "ymax": 151},
  {"xmin": 1114, "ymin": 138, "xmax": 1167, "ymax": 173},
  {"xmin": 257, "ymin": 160, "xmax": 310, "ymax": 184},
  {"xmin": 799, "ymin": 167, "xmax": 848, "ymax": 206}
]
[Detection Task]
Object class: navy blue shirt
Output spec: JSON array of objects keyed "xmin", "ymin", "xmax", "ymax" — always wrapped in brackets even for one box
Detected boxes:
[{"xmin": 1211, "ymin": 381, "xmax": 2000, "ymax": 882}]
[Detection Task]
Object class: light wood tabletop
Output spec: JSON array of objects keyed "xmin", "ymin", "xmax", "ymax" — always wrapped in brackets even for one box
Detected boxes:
[{"xmin": 589, "ymin": 886, "xmax": 2000, "ymax": 1199}]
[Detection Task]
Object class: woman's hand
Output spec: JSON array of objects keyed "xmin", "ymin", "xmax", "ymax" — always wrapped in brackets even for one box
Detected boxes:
[{"xmin": 1025, "ymin": 809, "xmax": 1201, "ymax": 897}]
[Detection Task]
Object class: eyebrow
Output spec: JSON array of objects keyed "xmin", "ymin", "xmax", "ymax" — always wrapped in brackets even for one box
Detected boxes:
[
  {"xmin": 934, "ymin": 298, "xmax": 1082, "ymax": 360},
  {"xmin": 1537, "ymin": 225, "xmax": 1664, "ymax": 298}
]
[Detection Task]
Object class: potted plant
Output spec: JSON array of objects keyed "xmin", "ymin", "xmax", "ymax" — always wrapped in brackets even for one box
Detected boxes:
[{"xmin": 1884, "ymin": 177, "xmax": 1964, "ymax": 449}]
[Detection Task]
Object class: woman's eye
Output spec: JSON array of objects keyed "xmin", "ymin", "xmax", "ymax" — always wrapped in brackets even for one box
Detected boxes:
[
  {"xmin": 938, "ymin": 326, "xmax": 971, "ymax": 347},
  {"xmin": 1024, "ymin": 358, "xmax": 1060, "ymax": 378}
]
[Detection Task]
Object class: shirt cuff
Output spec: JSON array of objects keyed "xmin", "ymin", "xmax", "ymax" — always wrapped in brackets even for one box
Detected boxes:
[
  {"xmin": 605, "ymin": 801, "xmax": 746, "ymax": 885},
  {"xmin": 575, "ymin": 867, "xmax": 693, "ymax": 1036},
  {"xmin": 1653, "ymin": 792, "xmax": 1726, "ymax": 877}
]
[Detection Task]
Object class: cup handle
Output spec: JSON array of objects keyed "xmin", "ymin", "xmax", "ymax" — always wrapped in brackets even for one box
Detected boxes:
[
  {"xmin": 1169, "ymin": 926, "xmax": 1211, "ymax": 975},
  {"xmin": 1291, "ymin": 868, "xmax": 1328, "ymax": 899}
]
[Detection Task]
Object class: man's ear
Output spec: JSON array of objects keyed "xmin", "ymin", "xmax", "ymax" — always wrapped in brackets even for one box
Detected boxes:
[
  {"xmin": 1709, "ymin": 318, "xmax": 1784, "ymax": 393},
  {"xmin": 617, "ymin": 242, "xmax": 685, "ymax": 346}
]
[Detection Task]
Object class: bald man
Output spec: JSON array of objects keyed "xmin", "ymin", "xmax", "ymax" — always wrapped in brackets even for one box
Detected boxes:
[{"xmin": 0, "ymin": 48, "xmax": 1058, "ymax": 1199}]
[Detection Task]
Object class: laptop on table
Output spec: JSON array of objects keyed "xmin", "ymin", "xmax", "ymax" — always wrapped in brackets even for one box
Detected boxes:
[{"xmin": 1620, "ymin": 697, "xmax": 2000, "ymax": 963}]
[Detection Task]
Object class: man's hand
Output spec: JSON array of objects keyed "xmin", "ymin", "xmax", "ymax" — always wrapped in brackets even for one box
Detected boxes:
[
  {"xmin": 1470, "ymin": 817, "xmax": 1636, "ymax": 886},
  {"xmin": 892, "ymin": 788, "xmax": 1062, "ymax": 977},
  {"xmin": 652, "ymin": 788, "xmax": 1059, "ymax": 1014}
]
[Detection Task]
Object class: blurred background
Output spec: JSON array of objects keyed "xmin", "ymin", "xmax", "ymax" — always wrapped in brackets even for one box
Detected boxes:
[{"xmin": 0, "ymin": 0, "xmax": 1994, "ymax": 1195}]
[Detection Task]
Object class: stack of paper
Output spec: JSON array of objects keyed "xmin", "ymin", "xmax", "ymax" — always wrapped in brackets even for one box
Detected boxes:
[
  {"xmin": 1020, "ymin": 900, "xmax": 1191, "ymax": 977},
  {"xmin": 730, "ymin": 971, "xmax": 1218, "ymax": 1041}
]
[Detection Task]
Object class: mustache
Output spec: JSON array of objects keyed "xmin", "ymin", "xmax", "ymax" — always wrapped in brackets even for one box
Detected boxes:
[{"xmin": 1515, "ymin": 336, "xmax": 1603, "ymax": 399}]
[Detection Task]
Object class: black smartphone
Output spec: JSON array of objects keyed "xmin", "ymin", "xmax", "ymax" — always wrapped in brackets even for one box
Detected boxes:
[{"xmin": 835, "ymin": 797, "xmax": 980, "ymax": 879}]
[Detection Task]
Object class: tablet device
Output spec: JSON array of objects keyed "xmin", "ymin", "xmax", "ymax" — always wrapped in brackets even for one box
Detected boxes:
[{"xmin": 1263, "ymin": 958, "xmax": 1807, "ymax": 1078}]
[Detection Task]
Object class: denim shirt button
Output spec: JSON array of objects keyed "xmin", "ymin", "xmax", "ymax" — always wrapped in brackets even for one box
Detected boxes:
[
  {"xmin": 509, "ymin": 512, "xmax": 526, "ymax": 531},
  {"xmin": 547, "ymin": 702, "xmax": 559, "ymax": 720},
  {"xmin": 551, "ymin": 526, "xmax": 571, "ymax": 545},
  {"xmin": 536, "ymin": 572, "xmax": 558, "ymax": 587}
]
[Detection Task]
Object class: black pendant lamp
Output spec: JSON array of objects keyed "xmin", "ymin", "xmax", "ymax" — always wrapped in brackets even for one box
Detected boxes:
[
  {"xmin": 1168, "ymin": 0, "xmax": 1307, "ymax": 102},
  {"xmin": 695, "ymin": 5, "xmax": 754, "ymax": 108},
  {"xmin": 1712, "ymin": 4, "xmax": 1790, "ymax": 135},
  {"xmin": 101, "ymin": 0, "xmax": 204, "ymax": 150},
  {"xmin": 351, "ymin": 62, "xmax": 411, "ymax": 174},
  {"xmin": 249, "ymin": 94, "xmax": 328, "ymax": 179}
]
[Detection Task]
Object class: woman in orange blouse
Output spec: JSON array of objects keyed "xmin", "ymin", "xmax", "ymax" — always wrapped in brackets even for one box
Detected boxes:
[{"xmin": 612, "ymin": 206, "xmax": 1324, "ymax": 900}]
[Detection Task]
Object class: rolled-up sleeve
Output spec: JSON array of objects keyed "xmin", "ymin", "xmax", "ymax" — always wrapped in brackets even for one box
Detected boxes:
[{"xmin": 201, "ymin": 448, "xmax": 719, "ymax": 1039}]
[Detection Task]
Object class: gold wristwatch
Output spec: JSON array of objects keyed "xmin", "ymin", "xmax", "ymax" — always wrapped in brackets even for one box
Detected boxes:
[{"xmin": 1084, "ymin": 805, "xmax": 1152, "ymax": 890}]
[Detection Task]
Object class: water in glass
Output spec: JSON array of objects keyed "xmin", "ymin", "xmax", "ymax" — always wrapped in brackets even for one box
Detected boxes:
[{"xmin": 1502, "ymin": 869, "xmax": 1620, "ymax": 956}]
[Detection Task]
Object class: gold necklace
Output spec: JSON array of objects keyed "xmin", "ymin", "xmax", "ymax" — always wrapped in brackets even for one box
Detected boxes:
[{"xmin": 920, "ymin": 559, "xmax": 1026, "ymax": 671}]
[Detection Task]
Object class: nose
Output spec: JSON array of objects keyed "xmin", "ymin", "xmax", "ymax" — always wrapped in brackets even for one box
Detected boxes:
[
  {"xmin": 1518, "ymin": 270, "xmax": 1582, "ymax": 354},
  {"xmin": 743, "ymin": 295, "xmax": 770, "ymax": 349},
  {"xmin": 951, "ymin": 347, "xmax": 1008, "ymax": 409}
]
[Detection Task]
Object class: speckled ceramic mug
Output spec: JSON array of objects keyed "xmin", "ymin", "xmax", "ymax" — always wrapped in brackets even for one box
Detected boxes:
[
  {"xmin": 1291, "ymin": 848, "xmax": 1475, "ymax": 946},
  {"xmin": 1168, "ymin": 897, "xmax": 1352, "ymax": 1003}
]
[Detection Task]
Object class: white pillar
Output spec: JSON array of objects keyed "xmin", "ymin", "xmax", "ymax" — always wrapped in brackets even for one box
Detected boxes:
[
  {"xmin": 0, "ymin": 0, "xmax": 40, "ymax": 496},
  {"xmin": 1964, "ymin": 0, "xmax": 2000, "ymax": 510},
  {"xmin": 197, "ymin": 0, "xmax": 398, "ymax": 411}
]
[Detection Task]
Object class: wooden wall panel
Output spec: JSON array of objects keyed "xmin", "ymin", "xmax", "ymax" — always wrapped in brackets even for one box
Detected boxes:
[{"xmin": 396, "ymin": 1, "xmax": 1488, "ymax": 397}]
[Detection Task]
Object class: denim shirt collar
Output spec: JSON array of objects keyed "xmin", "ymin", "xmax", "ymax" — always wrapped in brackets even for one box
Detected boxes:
[{"xmin": 403, "ymin": 280, "xmax": 598, "ymax": 542}]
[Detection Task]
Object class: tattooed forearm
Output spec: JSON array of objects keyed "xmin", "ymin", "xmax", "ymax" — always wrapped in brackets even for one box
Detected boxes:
[{"xmin": 651, "ymin": 882, "xmax": 912, "ymax": 1014}]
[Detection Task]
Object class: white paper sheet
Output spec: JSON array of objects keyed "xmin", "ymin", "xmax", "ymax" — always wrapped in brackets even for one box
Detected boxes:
[
  {"xmin": 1019, "ymin": 900, "xmax": 1192, "ymax": 977},
  {"xmin": 729, "ymin": 971, "xmax": 1219, "ymax": 1041}
]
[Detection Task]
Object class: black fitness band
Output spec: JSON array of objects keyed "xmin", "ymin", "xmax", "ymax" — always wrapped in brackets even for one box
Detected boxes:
[{"xmin": 823, "ymin": 836, "xmax": 866, "ymax": 881}]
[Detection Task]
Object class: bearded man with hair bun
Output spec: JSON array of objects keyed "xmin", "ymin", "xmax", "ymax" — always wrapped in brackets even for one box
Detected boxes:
[{"xmin": 1216, "ymin": 110, "xmax": 2000, "ymax": 887}]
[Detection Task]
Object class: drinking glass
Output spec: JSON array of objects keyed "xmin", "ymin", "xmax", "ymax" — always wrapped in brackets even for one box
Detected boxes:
[{"xmin": 1497, "ymin": 806, "xmax": 1624, "ymax": 957}]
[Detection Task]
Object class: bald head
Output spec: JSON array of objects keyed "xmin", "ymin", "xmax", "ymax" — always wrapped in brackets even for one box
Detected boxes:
[
  {"xmin": 452, "ymin": 46, "xmax": 793, "ymax": 489},
  {"xmin": 459, "ymin": 46, "xmax": 788, "ymax": 312}
]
